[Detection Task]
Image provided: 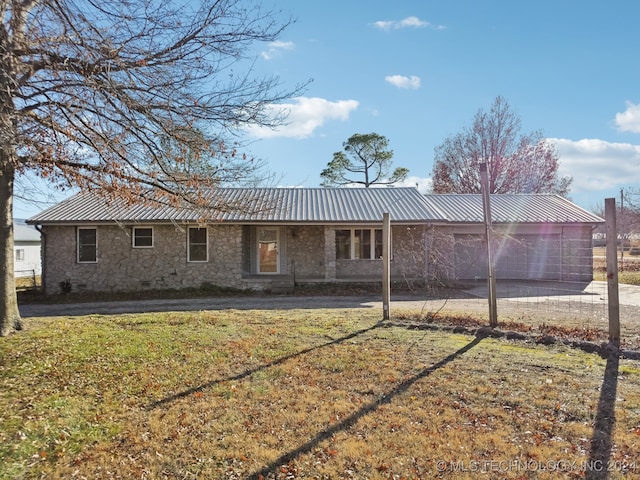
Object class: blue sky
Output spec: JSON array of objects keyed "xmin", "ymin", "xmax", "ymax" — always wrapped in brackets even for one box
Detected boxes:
[{"xmin": 14, "ymin": 0, "xmax": 640, "ymax": 217}]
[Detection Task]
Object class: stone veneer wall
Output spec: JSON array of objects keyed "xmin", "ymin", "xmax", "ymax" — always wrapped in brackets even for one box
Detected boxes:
[
  {"xmin": 41, "ymin": 222, "xmax": 594, "ymax": 294},
  {"xmin": 423, "ymin": 225, "xmax": 455, "ymax": 282},
  {"xmin": 334, "ymin": 226, "xmax": 427, "ymax": 281},
  {"xmin": 231, "ymin": 224, "xmax": 431, "ymax": 284},
  {"xmin": 424, "ymin": 224, "xmax": 595, "ymax": 283},
  {"xmin": 285, "ymin": 225, "xmax": 326, "ymax": 281},
  {"xmin": 389, "ymin": 225, "xmax": 426, "ymax": 279},
  {"xmin": 323, "ymin": 227, "xmax": 336, "ymax": 281},
  {"xmin": 42, "ymin": 224, "xmax": 243, "ymax": 294},
  {"xmin": 560, "ymin": 225, "xmax": 594, "ymax": 283}
]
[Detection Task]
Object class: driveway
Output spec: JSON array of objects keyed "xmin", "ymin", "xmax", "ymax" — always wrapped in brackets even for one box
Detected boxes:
[
  {"xmin": 18, "ymin": 281, "xmax": 640, "ymax": 318},
  {"xmin": 19, "ymin": 294, "xmax": 386, "ymax": 317},
  {"xmin": 463, "ymin": 280, "xmax": 640, "ymax": 307}
]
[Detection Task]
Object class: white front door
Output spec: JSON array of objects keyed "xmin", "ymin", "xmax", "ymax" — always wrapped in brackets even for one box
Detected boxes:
[{"xmin": 258, "ymin": 228, "xmax": 279, "ymax": 273}]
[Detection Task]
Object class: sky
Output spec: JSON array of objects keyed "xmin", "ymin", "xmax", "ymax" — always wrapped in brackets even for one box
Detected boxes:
[{"xmin": 13, "ymin": 0, "xmax": 640, "ymax": 218}]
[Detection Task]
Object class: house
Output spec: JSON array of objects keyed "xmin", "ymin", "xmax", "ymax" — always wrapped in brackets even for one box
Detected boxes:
[
  {"xmin": 26, "ymin": 188, "xmax": 603, "ymax": 294},
  {"xmin": 13, "ymin": 220, "xmax": 42, "ymax": 279},
  {"xmin": 423, "ymin": 194, "xmax": 603, "ymax": 283}
]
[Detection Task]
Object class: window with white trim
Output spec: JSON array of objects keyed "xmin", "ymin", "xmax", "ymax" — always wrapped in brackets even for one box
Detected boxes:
[
  {"xmin": 188, "ymin": 227, "xmax": 208, "ymax": 262},
  {"xmin": 335, "ymin": 228, "xmax": 386, "ymax": 260},
  {"xmin": 77, "ymin": 228, "xmax": 97, "ymax": 263},
  {"xmin": 133, "ymin": 227, "xmax": 154, "ymax": 248},
  {"xmin": 15, "ymin": 249, "xmax": 25, "ymax": 262}
]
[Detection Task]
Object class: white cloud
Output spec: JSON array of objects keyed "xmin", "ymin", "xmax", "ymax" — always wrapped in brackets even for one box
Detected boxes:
[
  {"xmin": 246, "ymin": 97, "xmax": 359, "ymax": 139},
  {"xmin": 385, "ymin": 74, "xmax": 421, "ymax": 90},
  {"xmin": 373, "ymin": 16, "xmax": 445, "ymax": 31},
  {"xmin": 615, "ymin": 101, "xmax": 640, "ymax": 133},
  {"xmin": 261, "ymin": 40, "xmax": 295, "ymax": 60},
  {"xmin": 394, "ymin": 176, "xmax": 432, "ymax": 194},
  {"xmin": 549, "ymin": 138, "xmax": 640, "ymax": 194}
]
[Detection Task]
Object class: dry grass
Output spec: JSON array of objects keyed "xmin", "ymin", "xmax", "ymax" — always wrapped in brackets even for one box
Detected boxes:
[
  {"xmin": 593, "ymin": 251, "xmax": 640, "ymax": 286},
  {"xmin": 14, "ymin": 276, "xmax": 41, "ymax": 291},
  {"xmin": 1, "ymin": 309, "xmax": 639, "ymax": 479}
]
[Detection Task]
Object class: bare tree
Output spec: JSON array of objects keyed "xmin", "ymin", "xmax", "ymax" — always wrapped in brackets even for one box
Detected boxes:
[
  {"xmin": 431, "ymin": 96, "xmax": 572, "ymax": 196},
  {"xmin": 156, "ymin": 128, "xmax": 271, "ymax": 189},
  {"xmin": 0, "ymin": 0, "xmax": 305, "ymax": 336},
  {"xmin": 591, "ymin": 190, "xmax": 640, "ymax": 245},
  {"xmin": 623, "ymin": 189, "xmax": 640, "ymax": 239}
]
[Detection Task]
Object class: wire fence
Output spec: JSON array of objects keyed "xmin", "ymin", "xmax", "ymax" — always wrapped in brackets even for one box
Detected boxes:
[
  {"xmin": 436, "ymin": 238, "xmax": 640, "ymax": 351},
  {"xmin": 14, "ymin": 270, "xmax": 42, "ymax": 290}
]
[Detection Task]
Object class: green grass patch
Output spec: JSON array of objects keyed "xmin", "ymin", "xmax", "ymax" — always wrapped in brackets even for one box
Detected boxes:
[
  {"xmin": 616, "ymin": 271, "xmax": 640, "ymax": 286},
  {"xmin": 593, "ymin": 270, "xmax": 640, "ymax": 286},
  {"xmin": 2, "ymin": 309, "xmax": 639, "ymax": 479}
]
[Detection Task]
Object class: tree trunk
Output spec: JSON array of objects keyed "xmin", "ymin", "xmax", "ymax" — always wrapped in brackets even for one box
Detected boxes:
[
  {"xmin": 0, "ymin": 19, "xmax": 22, "ymax": 336},
  {"xmin": 0, "ymin": 152, "xmax": 22, "ymax": 336}
]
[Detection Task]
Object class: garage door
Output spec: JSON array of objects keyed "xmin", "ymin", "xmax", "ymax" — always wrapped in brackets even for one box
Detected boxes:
[{"xmin": 454, "ymin": 234, "xmax": 561, "ymax": 281}]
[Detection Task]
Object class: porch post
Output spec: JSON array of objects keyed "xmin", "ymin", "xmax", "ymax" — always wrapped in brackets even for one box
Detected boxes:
[{"xmin": 324, "ymin": 226, "xmax": 336, "ymax": 281}]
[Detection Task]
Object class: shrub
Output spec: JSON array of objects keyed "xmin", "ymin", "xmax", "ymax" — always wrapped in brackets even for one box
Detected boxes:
[{"xmin": 59, "ymin": 279, "xmax": 72, "ymax": 294}]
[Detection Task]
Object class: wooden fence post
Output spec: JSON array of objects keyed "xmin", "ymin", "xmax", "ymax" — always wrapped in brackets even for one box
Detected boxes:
[
  {"xmin": 480, "ymin": 163, "xmax": 498, "ymax": 328},
  {"xmin": 382, "ymin": 212, "xmax": 391, "ymax": 320},
  {"xmin": 605, "ymin": 198, "xmax": 620, "ymax": 347}
]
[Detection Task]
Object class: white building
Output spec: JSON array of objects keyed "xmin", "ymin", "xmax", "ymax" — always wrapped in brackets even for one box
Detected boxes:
[{"xmin": 14, "ymin": 220, "xmax": 42, "ymax": 278}]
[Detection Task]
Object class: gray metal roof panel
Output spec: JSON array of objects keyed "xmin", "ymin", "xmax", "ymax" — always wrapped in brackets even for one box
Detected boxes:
[
  {"xmin": 424, "ymin": 194, "xmax": 604, "ymax": 224},
  {"xmin": 27, "ymin": 187, "xmax": 446, "ymax": 224},
  {"xmin": 28, "ymin": 189, "xmax": 603, "ymax": 225}
]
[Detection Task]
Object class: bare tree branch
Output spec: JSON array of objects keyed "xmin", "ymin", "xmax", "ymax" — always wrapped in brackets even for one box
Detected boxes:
[
  {"xmin": 1, "ymin": 0, "xmax": 308, "ymax": 334},
  {"xmin": 431, "ymin": 96, "xmax": 572, "ymax": 196}
]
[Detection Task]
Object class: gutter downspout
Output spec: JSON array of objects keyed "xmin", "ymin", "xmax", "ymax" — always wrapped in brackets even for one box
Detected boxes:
[{"xmin": 34, "ymin": 224, "xmax": 45, "ymax": 293}]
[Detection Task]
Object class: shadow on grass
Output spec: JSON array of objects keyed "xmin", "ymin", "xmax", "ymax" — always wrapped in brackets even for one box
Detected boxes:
[
  {"xmin": 586, "ymin": 351, "xmax": 620, "ymax": 480},
  {"xmin": 246, "ymin": 336, "xmax": 483, "ymax": 480},
  {"xmin": 146, "ymin": 322, "xmax": 383, "ymax": 410}
]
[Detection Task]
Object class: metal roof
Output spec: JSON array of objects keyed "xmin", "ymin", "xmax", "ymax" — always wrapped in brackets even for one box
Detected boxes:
[
  {"xmin": 27, "ymin": 187, "xmax": 446, "ymax": 224},
  {"xmin": 424, "ymin": 194, "xmax": 604, "ymax": 224},
  {"xmin": 27, "ymin": 189, "xmax": 604, "ymax": 226}
]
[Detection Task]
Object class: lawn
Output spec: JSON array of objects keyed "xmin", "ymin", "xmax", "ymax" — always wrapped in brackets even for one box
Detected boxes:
[
  {"xmin": 593, "ymin": 249, "xmax": 640, "ymax": 286},
  {"xmin": 1, "ymin": 309, "xmax": 639, "ymax": 479}
]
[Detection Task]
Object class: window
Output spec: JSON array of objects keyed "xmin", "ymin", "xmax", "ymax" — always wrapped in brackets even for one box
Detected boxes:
[
  {"xmin": 188, "ymin": 227, "xmax": 208, "ymax": 262},
  {"xmin": 15, "ymin": 249, "xmax": 25, "ymax": 262},
  {"xmin": 335, "ymin": 228, "xmax": 386, "ymax": 260},
  {"xmin": 133, "ymin": 227, "xmax": 154, "ymax": 248},
  {"xmin": 374, "ymin": 229, "xmax": 383, "ymax": 259},
  {"xmin": 335, "ymin": 230, "xmax": 351, "ymax": 259},
  {"xmin": 354, "ymin": 229, "xmax": 371, "ymax": 259},
  {"xmin": 78, "ymin": 228, "xmax": 97, "ymax": 263}
]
